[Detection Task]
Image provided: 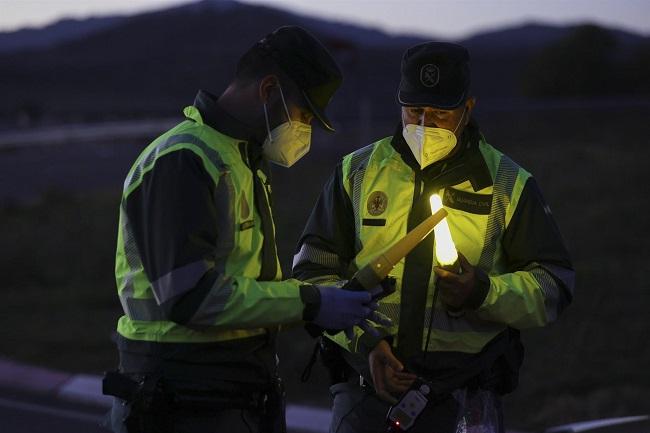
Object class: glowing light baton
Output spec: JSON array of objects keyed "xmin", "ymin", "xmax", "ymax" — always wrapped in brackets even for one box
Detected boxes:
[
  {"xmin": 346, "ymin": 207, "xmax": 449, "ymax": 299},
  {"xmin": 429, "ymin": 194, "xmax": 464, "ymax": 317},
  {"xmin": 429, "ymin": 194, "xmax": 460, "ymax": 273}
]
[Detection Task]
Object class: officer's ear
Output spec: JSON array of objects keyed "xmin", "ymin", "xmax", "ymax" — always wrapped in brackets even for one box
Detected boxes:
[
  {"xmin": 258, "ymin": 75, "xmax": 279, "ymax": 104},
  {"xmin": 464, "ymin": 97, "xmax": 476, "ymax": 125}
]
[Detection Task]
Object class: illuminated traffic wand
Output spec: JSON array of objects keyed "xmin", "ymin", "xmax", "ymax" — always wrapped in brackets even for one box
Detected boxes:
[
  {"xmin": 343, "ymin": 206, "xmax": 449, "ymax": 299},
  {"xmin": 305, "ymin": 206, "xmax": 449, "ymax": 338},
  {"xmin": 428, "ymin": 194, "xmax": 460, "ymax": 273},
  {"xmin": 429, "ymin": 194, "xmax": 463, "ymax": 316}
]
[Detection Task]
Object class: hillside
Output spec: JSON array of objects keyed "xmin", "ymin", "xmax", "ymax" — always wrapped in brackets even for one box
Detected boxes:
[{"xmin": 0, "ymin": 0, "xmax": 647, "ymax": 128}]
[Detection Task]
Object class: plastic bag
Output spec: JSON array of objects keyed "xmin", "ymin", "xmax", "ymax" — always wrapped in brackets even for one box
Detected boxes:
[{"xmin": 453, "ymin": 388, "xmax": 502, "ymax": 433}]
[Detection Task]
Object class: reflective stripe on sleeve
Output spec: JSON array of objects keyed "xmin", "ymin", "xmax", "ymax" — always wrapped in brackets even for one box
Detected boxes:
[
  {"xmin": 292, "ymin": 243, "xmax": 340, "ymax": 270},
  {"xmin": 526, "ymin": 262, "xmax": 574, "ymax": 323},
  {"xmin": 187, "ymin": 274, "xmax": 234, "ymax": 327},
  {"xmin": 125, "ymin": 133, "xmax": 227, "ymax": 192},
  {"xmin": 119, "ymin": 294, "xmax": 167, "ymax": 322},
  {"xmin": 377, "ymin": 303, "xmax": 505, "ymax": 335},
  {"xmin": 150, "ymin": 260, "xmax": 210, "ymax": 305}
]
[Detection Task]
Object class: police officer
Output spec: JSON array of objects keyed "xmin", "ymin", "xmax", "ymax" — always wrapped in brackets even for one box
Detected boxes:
[
  {"xmin": 104, "ymin": 26, "xmax": 384, "ymax": 433},
  {"xmin": 293, "ymin": 42, "xmax": 575, "ymax": 433}
]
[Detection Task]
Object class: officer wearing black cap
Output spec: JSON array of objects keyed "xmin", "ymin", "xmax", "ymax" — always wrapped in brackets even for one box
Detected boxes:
[
  {"xmin": 293, "ymin": 41, "xmax": 573, "ymax": 433},
  {"xmin": 398, "ymin": 42, "xmax": 470, "ymax": 109},
  {"xmin": 104, "ymin": 26, "xmax": 386, "ymax": 433}
]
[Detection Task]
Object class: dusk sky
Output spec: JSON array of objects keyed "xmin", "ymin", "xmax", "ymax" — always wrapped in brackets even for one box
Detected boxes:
[{"xmin": 1, "ymin": 0, "xmax": 649, "ymax": 39}]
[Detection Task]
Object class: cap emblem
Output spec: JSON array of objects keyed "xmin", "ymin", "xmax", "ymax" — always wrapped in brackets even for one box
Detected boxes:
[{"xmin": 420, "ymin": 64, "xmax": 440, "ymax": 88}]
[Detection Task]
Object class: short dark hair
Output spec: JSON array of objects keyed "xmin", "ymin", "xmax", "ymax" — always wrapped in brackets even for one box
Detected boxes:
[
  {"xmin": 235, "ymin": 43, "xmax": 304, "ymax": 104},
  {"xmin": 241, "ymin": 26, "xmax": 342, "ymax": 131},
  {"xmin": 235, "ymin": 44, "xmax": 282, "ymax": 83}
]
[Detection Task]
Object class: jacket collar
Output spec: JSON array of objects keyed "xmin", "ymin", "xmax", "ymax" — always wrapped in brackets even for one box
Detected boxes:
[
  {"xmin": 192, "ymin": 90, "xmax": 267, "ymax": 170},
  {"xmin": 389, "ymin": 119, "xmax": 493, "ymax": 192},
  {"xmin": 193, "ymin": 90, "xmax": 258, "ymax": 144}
]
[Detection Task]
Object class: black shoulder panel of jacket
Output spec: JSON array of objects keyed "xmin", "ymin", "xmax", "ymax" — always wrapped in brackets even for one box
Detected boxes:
[
  {"xmin": 502, "ymin": 177, "xmax": 575, "ymax": 303},
  {"xmin": 125, "ymin": 149, "xmax": 219, "ymax": 319},
  {"xmin": 168, "ymin": 268, "xmax": 221, "ymax": 325},
  {"xmin": 292, "ymin": 163, "xmax": 356, "ymax": 281}
]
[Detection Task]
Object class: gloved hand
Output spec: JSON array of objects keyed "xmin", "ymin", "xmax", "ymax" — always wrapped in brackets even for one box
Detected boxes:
[
  {"xmin": 311, "ymin": 285, "xmax": 380, "ymax": 331},
  {"xmin": 433, "ymin": 252, "xmax": 490, "ymax": 311},
  {"xmin": 344, "ymin": 307, "xmax": 392, "ymax": 340}
]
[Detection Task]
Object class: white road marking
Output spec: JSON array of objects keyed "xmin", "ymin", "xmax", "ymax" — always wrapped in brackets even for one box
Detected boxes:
[{"xmin": 0, "ymin": 396, "xmax": 104, "ymax": 424}]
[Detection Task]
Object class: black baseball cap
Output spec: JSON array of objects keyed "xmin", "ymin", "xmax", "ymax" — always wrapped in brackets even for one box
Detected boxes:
[
  {"xmin": 257, "ymin": 26, "xmax": 343, "ymax": 131},
  {"xmin": 397, "ymin": 42, "xmax": 470, "ymax": 109}
]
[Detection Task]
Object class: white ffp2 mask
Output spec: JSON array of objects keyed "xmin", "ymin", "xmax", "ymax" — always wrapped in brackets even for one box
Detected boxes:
[{"xmin": 262, "ymin": 85, "xmax": 312, "ymax": 168}]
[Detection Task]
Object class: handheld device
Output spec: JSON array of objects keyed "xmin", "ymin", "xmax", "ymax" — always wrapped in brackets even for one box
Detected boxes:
[{"xmin": 386, "ymin": 378, "xmax": 432, "ymax": 432}]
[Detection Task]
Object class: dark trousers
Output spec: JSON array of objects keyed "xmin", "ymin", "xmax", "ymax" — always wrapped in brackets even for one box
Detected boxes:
[
  {"xmin": 106, "ymin": 396, "xmax": 263, "ymax": 433},
  {"xmin": 106, "ymin": 334, "xmax": 281, "ymax": 433}
]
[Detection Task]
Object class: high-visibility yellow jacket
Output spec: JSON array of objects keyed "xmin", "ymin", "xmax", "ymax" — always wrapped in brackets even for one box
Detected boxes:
[
  {"xmin": 293, "ymin": 122, "xmax": 574, "ymax": 368},
  {"xmin": 115, "ymin": 90, "xmax": 305, "ymax": 351}
]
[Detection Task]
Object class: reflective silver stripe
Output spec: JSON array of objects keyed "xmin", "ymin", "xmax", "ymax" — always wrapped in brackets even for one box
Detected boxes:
[
  {"xmin": 120, "ymin": 201, "xmax": 144, "ymax": 275},
  {"xmin": 119, "ymin": 295, "xmax": 167, "ymax": 321},
  {"xmin": 118, "ymin": 282, "xmax": 133, "ymax": 317},
  {"xmin": 347, "ymin": 144, "xmax": 374, "ymax": 253},
  {"xmin": 119, "ymin": 197, "xmax": 163, "ymax": 321},
  {"xmin": 151, "ymin": 260, "xmax": 209, "ymax": 305},
  {"xmin": 526, "ymin": 262, "xmax": 573, "ymax": 323},
  {"xmin": 478, "ymin": 155, "xmax": 518, "ymax": 271},
  {"xmin": 117, "ymin": 133, "xmax": 234, "ymax": 323},
  {"xmin": 378, "ymin": 302, "xmax": 401, "ymax": 322},
  {"xmin": 189, "ymin": 274, "xmax": 234, "ymax": 326},
  {"xmin": 292, "ymin": 243, "xmax": 340, "ymax": 270},
  {"xmin": 351, "ymin": 170, "xmax": 365, "ymax": 253},
  {"xmin": 539, "ymin": 262, "xmax": 575, "ymax": 297},
  {"xmin": 302, "ymin": 275, "xmax": 346, "ymax": 286},
  {"xmin": 378, "ymin": 302, "xmax": 503, "ymax": 334},
  {"xmin": 528, "ymin": 267, "xmax": 560, "ymax": 322},
  {"xmin": 125, "ymin": 133, "xmax": 227, "ymax": 191},
  {"xmin": 423, "ymin": 307, "xmax": 505, "ymax": 334},
  {"xmin": 118, "ymin": 201, "xmax": 149, "ymax": 319}
]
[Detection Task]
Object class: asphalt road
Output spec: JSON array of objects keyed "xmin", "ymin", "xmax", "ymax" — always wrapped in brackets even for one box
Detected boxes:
[{"xmin": 0, "ymin": 386, "xmax": 108, "ymax": 433}]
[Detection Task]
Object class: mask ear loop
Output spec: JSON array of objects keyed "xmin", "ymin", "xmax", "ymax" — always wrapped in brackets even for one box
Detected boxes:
[
  {"xmin": 263, "ymin": 102, "xmax": 273, "ymax": 143},
  {"xmin": 263, "ymin": 82, "xmax": 292, "ymax": 144},
  {"xmin": 452, "ymin": 106, "xmax": 467, "ymax": 135},
  {"xmin": 277, "ymin": 83, "xmax": 292, "ymax": 126}
]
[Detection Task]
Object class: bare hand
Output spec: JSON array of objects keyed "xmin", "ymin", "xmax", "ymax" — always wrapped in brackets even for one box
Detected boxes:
[
  {"xmin": 368, "ymin": 340, "xmax": 417, "ymax": 403},
  {"xmin": 433, "ymin": 252, "xmax": 477, "ymax": 309}
]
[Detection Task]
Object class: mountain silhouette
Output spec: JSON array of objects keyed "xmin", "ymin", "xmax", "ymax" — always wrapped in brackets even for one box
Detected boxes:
[
  {"xmin": 0, "ymin": 16, "xmax": 126, "ymax": 54},
  {"xmin": 0, "ymin": 0, "xmax": 647, "ymax": 126}
]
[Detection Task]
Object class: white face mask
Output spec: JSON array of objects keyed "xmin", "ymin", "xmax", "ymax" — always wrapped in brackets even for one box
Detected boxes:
[
  {"xmin": 262, "ymin": 84, "xmax": 312, "ymax": 168},
  {"xmin": 402, "ymin": 107, "xmax": 466, "ymax": 169}
]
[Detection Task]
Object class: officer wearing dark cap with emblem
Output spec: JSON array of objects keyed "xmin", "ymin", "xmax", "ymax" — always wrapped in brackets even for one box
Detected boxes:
[
  {"xmin": 103, "ymin": 26, "xmax": 386, "ymax": 433},
  {"xmin": 293, "ymin": 41, "xmax": 574, "ymax": 432}
]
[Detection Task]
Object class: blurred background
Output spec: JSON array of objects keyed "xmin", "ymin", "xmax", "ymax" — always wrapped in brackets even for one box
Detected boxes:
[{"xmin": 0, "ymin": 0, "xmax": 649, "ymax": 431}]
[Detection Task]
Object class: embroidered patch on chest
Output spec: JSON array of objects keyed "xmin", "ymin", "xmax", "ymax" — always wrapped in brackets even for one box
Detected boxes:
[
  {"xmin": 443, "ymin": 187, "xmax": 493, "ymax": 215},
  {"xmin": 367, "ymin": 191, "xmax": 388, "ymax": 216}
]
